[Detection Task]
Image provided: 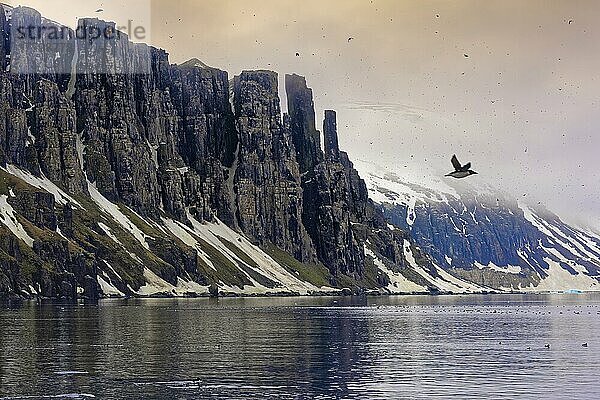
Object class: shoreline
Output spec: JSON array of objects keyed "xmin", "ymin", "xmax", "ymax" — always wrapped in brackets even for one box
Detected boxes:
[{"xmin": 2, "ymin": 289, "xmax": 598, "ymax": 303}]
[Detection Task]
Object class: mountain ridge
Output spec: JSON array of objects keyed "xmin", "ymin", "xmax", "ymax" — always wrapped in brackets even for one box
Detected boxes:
[{"xmin": 353, "ymin": 159, "xmax": 600, "ymax": 292}]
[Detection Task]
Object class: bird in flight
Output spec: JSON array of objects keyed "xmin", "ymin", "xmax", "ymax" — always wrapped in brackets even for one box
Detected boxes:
[{"xmin": 445, "ymin": 155, "xmax": 478, "ymax": 178}]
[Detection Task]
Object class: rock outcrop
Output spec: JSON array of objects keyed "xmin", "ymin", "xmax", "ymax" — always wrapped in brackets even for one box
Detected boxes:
[
  {"xmin": 323, "ymin": 110, "xmax": 340, "ymax": 160},
  {"xmin": 232, "ymin": 71, "xmax": 315, "ymax": 262},
  {"xmin": 285, "ymin": 74, "xmax": 323, "ymax": 174}
]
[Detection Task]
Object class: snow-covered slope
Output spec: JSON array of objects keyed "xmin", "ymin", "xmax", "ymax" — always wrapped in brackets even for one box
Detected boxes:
[{"xmin": 354, "ymin": 160, "xmax": 600, "ymax": 293}]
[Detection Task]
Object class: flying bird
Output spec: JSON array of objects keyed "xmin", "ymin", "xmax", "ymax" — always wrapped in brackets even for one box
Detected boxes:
[
  {"xmin": 445, "ymin": 154, "xmax": 478, "ymax": 178},
  {"xmin": 95, "ymin": 8, "xmax": 103, "ymax": 12}
]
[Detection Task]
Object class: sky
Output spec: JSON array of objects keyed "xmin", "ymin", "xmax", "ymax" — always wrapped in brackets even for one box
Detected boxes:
[{"xmin": 5, "ymin": 0, "xmax": 600, "ymax": 228}]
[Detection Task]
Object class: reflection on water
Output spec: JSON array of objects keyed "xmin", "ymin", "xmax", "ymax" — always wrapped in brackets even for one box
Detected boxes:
[{"xmin": 1, "ymin": 294, "xmax": 599, "ymax": 399}]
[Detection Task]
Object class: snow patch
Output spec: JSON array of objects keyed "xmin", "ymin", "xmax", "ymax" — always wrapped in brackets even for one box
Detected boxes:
[
  {"xmin": 133, "ymin": 267, "xmax": 209, "ymax": 297},
  {"xmin": 76, "ymin": 133, "xmax": 86, "ymax": 170},
  {"xmin": 97, "ymin": 222, "xmax": 120, "ymax": 245},
  {"xmin": 147, "ymin": 140, "xmax": 159, "ymax": 170},
  {"xmin": 56, "ymin": 226, "xmax": 68, "ymax": 240},
  {"xmin": 25, "ymin": 127, "xmax": 36, "ymax": 147},
  {"xmin": 353, "ymin": 159, "xmax": 459, "ymax": 208},
  {"xmin": 435, "ymin": 264, "xmax": 486, "ymax": 292},
  {"xmin": 87, "ymin": 180, "xmax": 150, "ymax": 250},
  {"xmin": 405, "ymin": 196, "xmax": 417, "ymax": 226},
  {"xmin": 29, "ymin": 284, "xmax": 38, "ymax": 295},
  {"xmin": 365, "ymin": 247, "xmax": 426, "ymax": 293},
  {"xmin": 181, "ymin": 58, "xmax": 211, "ymax": 69},
  {"xmin": 403, "ymin": 240, "xmax": 483, "ymax": 293},
  {"xmin": 162, "ymin": 211, "xmax": 324, "ymax": 295},
  {"xmin": 188, "ymin": 213, "xmax": 323, "ymax": 294},
  {"xmin": 98, "ymin": 261, "xmax": 126, "ymax": 297},
  {"xmin": 475, "ymin": 261, "xmax": 522, "ymax": 275},
  {"xmin": 160, "ymin": 217, "xmax": 216, "ymax": 270},
  {"xmin": 104, "ymin": 261, "xmax": 123, "ymax": 281},
  {"xmin": 4, "ymin": 165, "xmax": 82, "ymax": 207},
  {"xmin": 175, "ymin": 277, "xmax": 210, "ymax": 295},
  {"xmin": 520, "ymin": 202, "xmax": 554, "ymax": 237},
  {"xmin": 135, "ymin": 268, "xmax": 175, "ymax": 296},
  {"xmin": 98, "ymin": 275, "xmax": 125, "ymax": 297},
  {"xmin": 523, "ymin": 258, "xmax": 599, "ymax": 292},
  {"xmin": 0, "ymin": 195, "xmax": 34, "ymax": 247}
]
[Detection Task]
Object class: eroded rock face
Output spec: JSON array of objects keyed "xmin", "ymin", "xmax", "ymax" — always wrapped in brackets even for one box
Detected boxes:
[
  {"xmin": 310, "ymin": 161, "xmax": 366, "ymax": 277},
  {"xmin": 323, "ymin": 110, "xmax": 340, "ymax": 161},
  {"xmin": 285, "ymin": 74, "xmax": 323, "ymax": 174},
  {"xmin": 166, "ymin": 61, "xmax": 237, "ymax": 223},
  {"xmin": 0, "ymin": 5, "xmax": 7, "ymax": 73},
  {"xmin": 31, "ymin": 80, "xmax": 87, "ymax": 195},
  {"xmin": 382, "ymin": 195, "xmax": 544, "ymax": 271},
  {"xmin": 9, "ymin": 191, "xmax": 57, "ymax": 231},
  {"xmin": 73, "ymin": 19, "xmax": 160, "ymax": 212},
  {"xmin": 232, "ymin": 71, "xmax": 315, "ymax": 262},
  {"xmin": 285, "ymin": 99, "xmax": 367, "ymax": 277}
]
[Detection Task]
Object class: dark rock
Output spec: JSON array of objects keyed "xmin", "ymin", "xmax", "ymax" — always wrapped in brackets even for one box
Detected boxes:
[
  {"xmin": 9, "ymin": 190, "xmax": 57, "ymax": 231},
  {"xmin": 73, "ymin": 19, "xmax": 160, "ymax": 212},
  {"xmin": 232, "ymin": 70, "xmax": 316, "ymax": 262},
  {"xmin": 83, "ymin": 274, "xmax": 99, "ymax": 300},
  {"xmin": 285, "ymin": 74, "xmax": 323, "ymax": 174},
  {"xmin": 60, "ymin": 203, "xmax": 74, "ymax": 236},
  {"xmin": 323, "ymin": 110, "xmax": 340, "ymax": 160},
  {"xmin": 285, "ymin": 104, "xmax": 366, "ymax": 277},
  {"xmin": 59, "ymin": 274, "xmax": 76, "ymax": 299},
  {"xmin": 31, "ymin": 80, "xmax": 87, "ymax": 195},
  {"xmin": 0, "ymin": 4, "xmax": 7, "ymax": 73}
]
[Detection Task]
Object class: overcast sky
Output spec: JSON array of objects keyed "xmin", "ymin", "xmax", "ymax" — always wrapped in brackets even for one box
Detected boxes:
[{"xmin": 8, "ymin": 0, "xmax": 600, "ymax": 228}]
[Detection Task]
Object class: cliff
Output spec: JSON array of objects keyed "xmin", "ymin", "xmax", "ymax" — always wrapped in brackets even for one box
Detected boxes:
[{"xmin": 0, "ymin": 5, "xmax": 521, "ymax": 299}]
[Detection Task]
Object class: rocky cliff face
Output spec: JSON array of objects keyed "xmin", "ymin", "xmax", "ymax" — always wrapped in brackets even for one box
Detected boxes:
[
  {"xmin": 232, "ymin": 70, "xmax": 315, "ymax": 263},
  {"xmin": 0, "ymin": 5, "xmax": 531, "ymax": 299},
  {"xmin": 284, "ymin": 76, "xmax": 364, "ymax": 278}
]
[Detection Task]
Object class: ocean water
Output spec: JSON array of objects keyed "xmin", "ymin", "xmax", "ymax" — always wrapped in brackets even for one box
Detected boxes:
[{"xmin": 1, "ymin": 294, "xmax": 599, "ymax": 399}]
